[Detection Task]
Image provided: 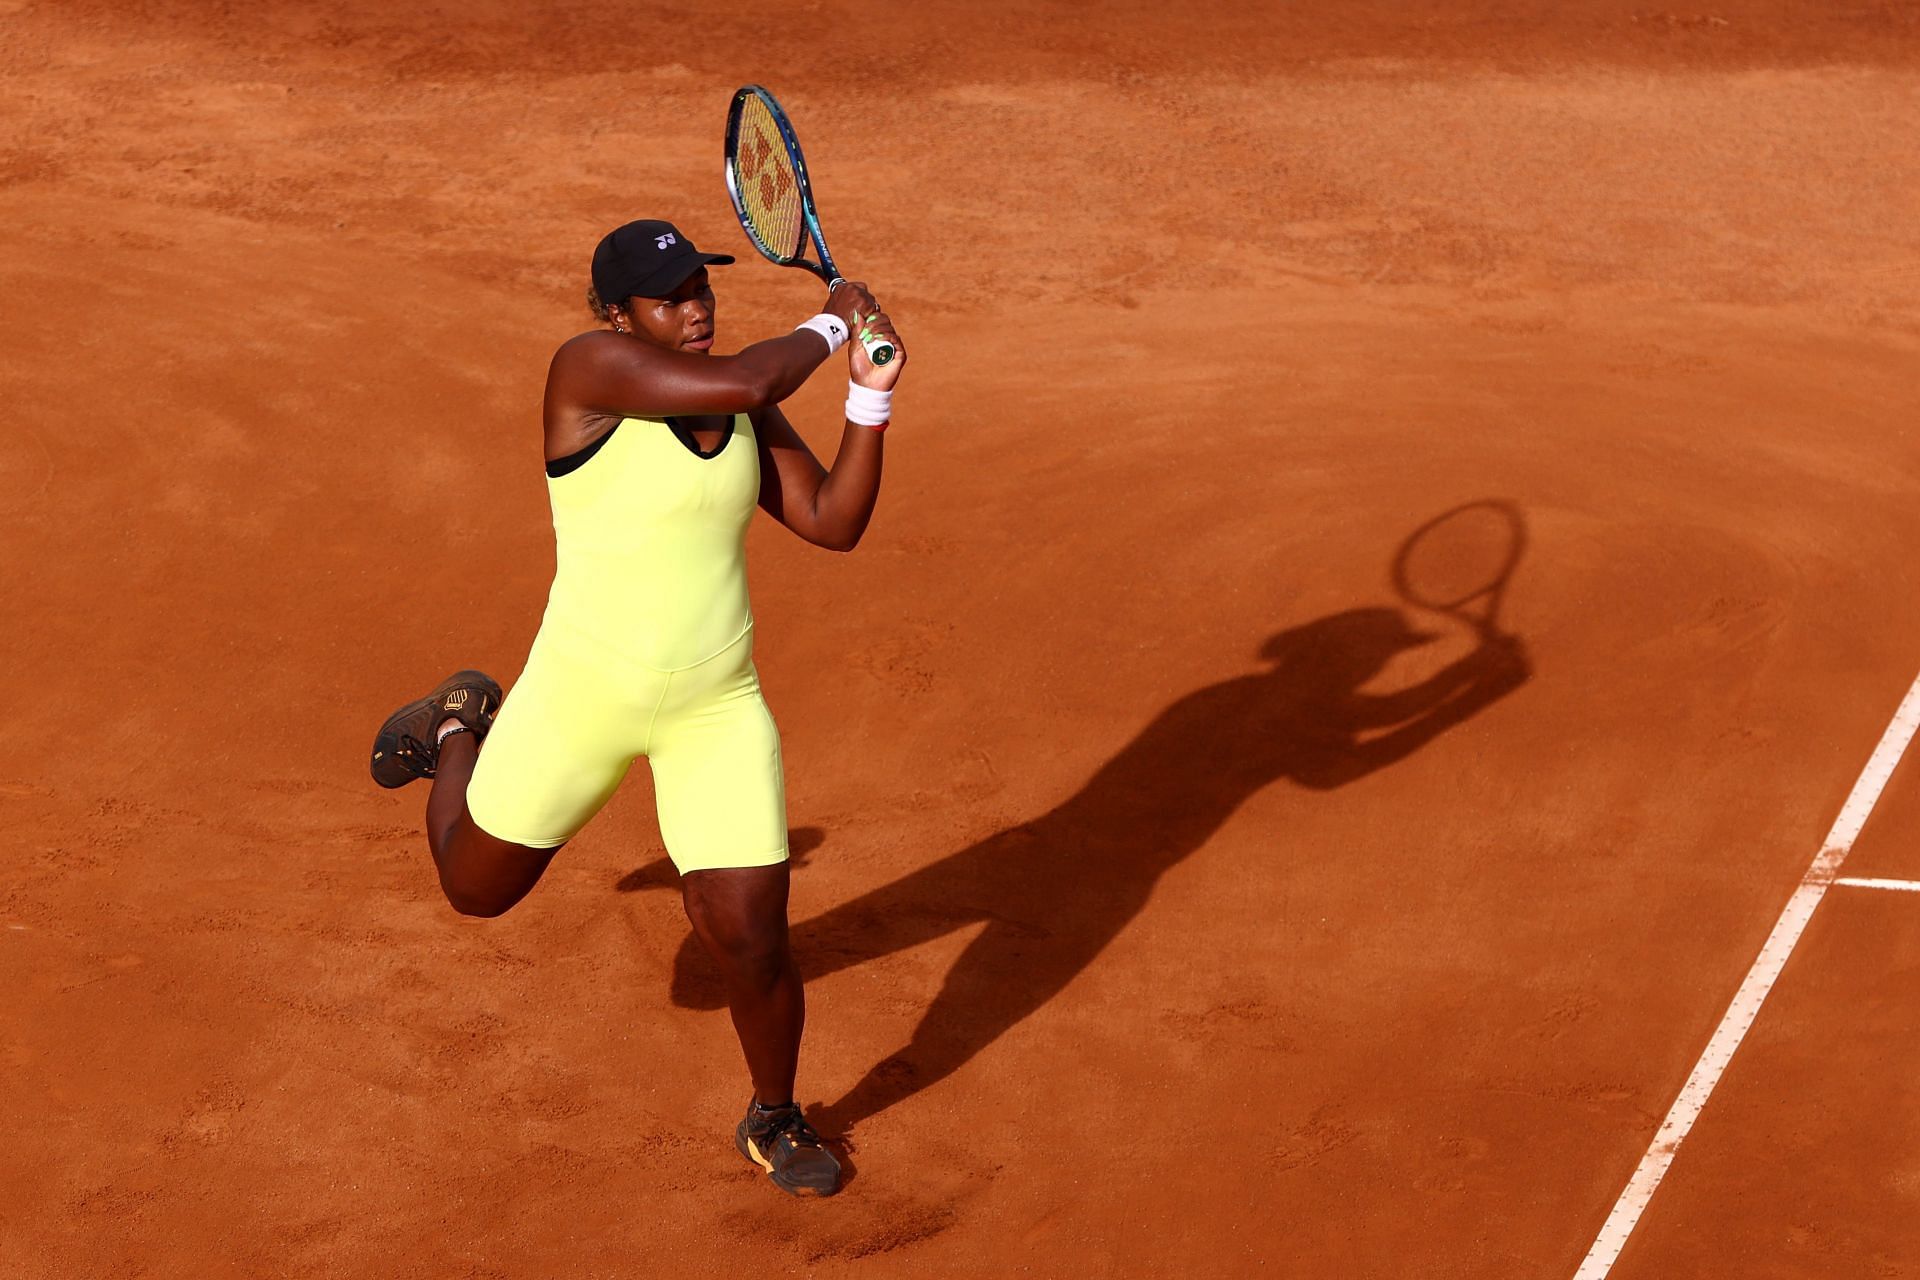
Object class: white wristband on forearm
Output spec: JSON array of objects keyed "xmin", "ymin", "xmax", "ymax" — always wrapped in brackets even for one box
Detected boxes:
[
  {"xmin": 794, "ymin": 313, "xmax": 848, "ymax": 355},
  {"xmin": 844, "ymin": 381, "xmax": 892, "ymax": 427}
]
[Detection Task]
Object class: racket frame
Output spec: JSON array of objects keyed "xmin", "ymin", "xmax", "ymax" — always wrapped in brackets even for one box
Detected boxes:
[
  {"xmin": 1388, "ymin": 499, "xmax": 1527, "ymax": 637},
  {"xmin": 723, "ymin": 84, "xmax": 895, "ymax": 365},
  {"xmin": 724, "ymin": 84, "xmax": 839, "ymax": 280}
]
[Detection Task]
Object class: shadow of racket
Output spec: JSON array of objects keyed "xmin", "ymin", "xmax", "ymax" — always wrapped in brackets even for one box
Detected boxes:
[{"xmin": 1389, "ymin": 499, "xmax": 1528, "ymax": 639}]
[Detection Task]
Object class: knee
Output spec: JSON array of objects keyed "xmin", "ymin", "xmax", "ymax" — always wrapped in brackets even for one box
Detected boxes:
[
  {"xmin": 705, "ymin": 930, "xmax": 789, "ymax": 992},
  {"xmin": 682, "ymin": 864, "xmax": 793, "ymax": 990},
  {"xmin": 439, "ymin": 877, "xmax": 522, "ymax": 919}
]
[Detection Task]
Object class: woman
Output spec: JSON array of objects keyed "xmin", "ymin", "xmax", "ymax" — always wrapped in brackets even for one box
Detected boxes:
[{"xmin": 366, "ymin": 218, "xmax": 903, "ymax": 1198}]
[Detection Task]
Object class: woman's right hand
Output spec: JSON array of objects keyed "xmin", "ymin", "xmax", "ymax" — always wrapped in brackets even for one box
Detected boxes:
[{"xmin": 824, "ymin": 280, "xmax": 876, "ymax": 329}]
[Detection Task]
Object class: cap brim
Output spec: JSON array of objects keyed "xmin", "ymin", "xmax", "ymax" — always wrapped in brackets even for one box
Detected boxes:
[{"xmin": 634, "ymin": 252, "xmax": 735, "ymax": 297}]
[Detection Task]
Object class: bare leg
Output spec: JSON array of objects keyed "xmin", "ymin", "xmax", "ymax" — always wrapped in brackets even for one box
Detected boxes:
[
  {"xmin": 424, "ymin": 731, "xmax": 559, "ymax": 918},
  {"xmin": 681, "ymin": 863, "xmax": 804, "ymax": 1104}
]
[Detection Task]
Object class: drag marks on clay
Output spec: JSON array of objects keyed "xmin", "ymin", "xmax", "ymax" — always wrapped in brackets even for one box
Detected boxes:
[
  {"xmin": 1159, "ymin": 996, "xmax": 1299, "ymax": 1054},
  {"xmin": 1527, "ymin": 992, "xmax": 1604, "ymax": 1045},
  {"xmin": 1415, "ymin": 1132, "xmax": 1497, "ymax": 1196},
  {"xmin": 5, "ymin": 796, "xmax": 208, "ymax": 932},
  {"xmin": 63, "ymin": 1181, "xmax": 162, "ymax": 1226},
  {"xmin": 1691, "ymin": 590, "xmax": 1789, "ymax": 656},
  {"xmin": 1273, "ymin": 1115, "xmax": 1360, "ymax": 1174},
  {"xmin": 515, "ymin": 1140, "xmax": 594, "ymax": 1181},
  {"xmin": 848, "ymin": 616, "xmax": 956, "ymax": 699},
  {"xmin": 1547, "ymin": 518, "xmax": 1801, "ymax": 685},
  {"xmin": 331, "ymin": 821, "xmax": 417, "ymax": 844},
  {"xmin": 30, "ymin": 841, "xmax": 107, "ymax": 876},
  {"xmin": 1598, "ymin": 339, "xmax": 1724, "ymax": 379},
  {"xmin": 52, "ymin": 949, "xmax": 149, "ymax": 996},
  {"xmin": 1481, "ymin": 1077, "xmax": 1648, "ymax": 1115},
  {"xmin": 1288, "ymin": 211, "xmax": 1512, "ymax": 289},
  {"xmin": 249, "ymin": 777, "xmax": 366, "ymax": 798},
  {"xmin": 424, "ymin": 1011, "xmax": 510, "ymax": 1070},
  {"xmin": 159, "ymin": 1079, "xmax": 251, "ymax": 1153},
  {"xmin": 877, "ymin": 532, "xmax": 959, "ymax": 559},
  {"xmin": 493, "ymin": 1089, "xmax": 592, "ymax": 1126},
  {"xmin": 803, "ymin": 1199, "xmax": 959, "ymax": 1263},
  {"xmin": 712, "ymin": 1182, "xmax": 962, "ymax": 1266}
]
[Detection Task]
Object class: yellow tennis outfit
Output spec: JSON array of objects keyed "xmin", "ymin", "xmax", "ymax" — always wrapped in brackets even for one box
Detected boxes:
[{"xmin": 466, "ymin": 413, "xmax": 787, "ymax": 872}]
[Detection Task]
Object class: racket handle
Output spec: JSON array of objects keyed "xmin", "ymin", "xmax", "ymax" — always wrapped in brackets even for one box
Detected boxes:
[{"xmin": 827, "ymin": 276, "xmax": 897, "ymax": 366}]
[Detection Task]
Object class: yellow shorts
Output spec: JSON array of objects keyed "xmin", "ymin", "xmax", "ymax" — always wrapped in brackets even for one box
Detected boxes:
[{"xmin": 467, "ymin": 621, "xmax": 788, "ymax": 873}]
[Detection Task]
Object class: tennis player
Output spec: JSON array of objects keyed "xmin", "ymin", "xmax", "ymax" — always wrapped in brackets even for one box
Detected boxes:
[{"xmin": 367, "ymin": 218, "xmax": 903, "ymax": 1197}]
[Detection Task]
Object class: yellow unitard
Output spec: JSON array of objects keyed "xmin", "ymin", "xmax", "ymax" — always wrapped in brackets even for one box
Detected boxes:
[{"xmin": 466, "ymin": 414, "xmax": 787, "ymax": 872}]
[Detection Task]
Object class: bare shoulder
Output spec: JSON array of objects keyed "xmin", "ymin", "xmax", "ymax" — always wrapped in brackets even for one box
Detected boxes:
[
  {"xmin": 544, "ymin": 332, "xmax": 633, "ymax": 455},
  {"xmin": 549, "ymin": 329, "xmax": 631, "ymax": 377},
  {"xmin": 547, "ymin": 329, "xmax": 664, "ymax": 403}
]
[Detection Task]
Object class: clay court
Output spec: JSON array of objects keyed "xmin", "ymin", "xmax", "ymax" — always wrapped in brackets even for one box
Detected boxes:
[{"xmin": 7, "ymin": 2, "xmax": 1920, "ymax": 1275}]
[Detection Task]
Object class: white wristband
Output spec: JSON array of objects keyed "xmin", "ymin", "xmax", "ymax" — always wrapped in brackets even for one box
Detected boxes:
[
  {"xmin": 794, "ymin": 313, "xmax": 848, "ymax": 355},
  {"xmin": 844, "ymin": 381, "xmax": 892, "ymax": 427}
]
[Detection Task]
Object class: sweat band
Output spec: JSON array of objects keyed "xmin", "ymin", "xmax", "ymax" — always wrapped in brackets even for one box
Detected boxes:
[
  {"xmin": 794, "ymin": 314, "xmax": 848, "ymax": 355},
  {"xmin": 844, "ymin": 381, "xmax": 892, "ymax": 428}
]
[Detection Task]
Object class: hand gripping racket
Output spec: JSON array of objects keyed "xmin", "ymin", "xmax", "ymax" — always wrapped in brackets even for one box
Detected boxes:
[
  {"xmin": 724, "ymin": 84, "xmax": 895, "ymax": 366},
  {"xmin": 1390, "ymin": 499, "xmax": 1528, "ymax": 639}
]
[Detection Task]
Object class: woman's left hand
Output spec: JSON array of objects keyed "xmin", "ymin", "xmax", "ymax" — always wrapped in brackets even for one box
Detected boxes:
[{"xmin": 849, "ymin": 302, "xmax": 905, "ymax": 391}]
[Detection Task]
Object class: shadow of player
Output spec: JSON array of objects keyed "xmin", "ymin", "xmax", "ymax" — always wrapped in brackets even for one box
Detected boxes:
[{"xmin": 637, "ymin": 599, "xmax": 1529, "ymax": 1133}]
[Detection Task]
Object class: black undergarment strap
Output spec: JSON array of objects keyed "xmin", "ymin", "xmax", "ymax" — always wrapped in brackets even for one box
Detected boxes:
[
  {"xmin": 667, "ymin": 416, "xmax": 735, "ymax": 459},
  {"xmin": 546, "ymin": 424, "xmax": 619, "ymax": 478}
]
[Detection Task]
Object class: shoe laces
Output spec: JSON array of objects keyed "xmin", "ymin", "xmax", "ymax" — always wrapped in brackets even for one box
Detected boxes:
[
  {"xmin": 392, "ymin": 733, "xmax": 438, "ymax": 778},
  {"xmin": 758, "ymin": 1105, "xmax": 822, "ymax": 1149}
]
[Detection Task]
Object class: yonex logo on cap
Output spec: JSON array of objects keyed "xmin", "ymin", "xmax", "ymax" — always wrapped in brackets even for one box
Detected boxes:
[{"xmin": 655, "ymin": 232, "xmax": 677, "ymax": 250}]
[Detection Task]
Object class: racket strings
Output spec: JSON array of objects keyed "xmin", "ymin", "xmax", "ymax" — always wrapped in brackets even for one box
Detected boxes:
[
  {"xmin": 1391, "ymin": 503, "xmax": 1526, "ymax": 611},
  {"xmin": 732, "ymin": 95, "xmax": 806, "ymax": 261}
]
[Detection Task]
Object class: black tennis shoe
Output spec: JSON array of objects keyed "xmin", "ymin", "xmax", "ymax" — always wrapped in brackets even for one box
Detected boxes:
[
  {"xmin": 735, "ymin": 1100, "xmax": 843, "ymax": 1197},
  {"xmin": 369, "ymin": 670, "xmax": 502, "ymax": 789}
]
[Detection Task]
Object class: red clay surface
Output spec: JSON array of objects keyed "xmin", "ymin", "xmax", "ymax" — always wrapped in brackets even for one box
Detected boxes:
[{"xmin": 5, "ymin": 3, "xmax": 1920, "ymax": 1276}]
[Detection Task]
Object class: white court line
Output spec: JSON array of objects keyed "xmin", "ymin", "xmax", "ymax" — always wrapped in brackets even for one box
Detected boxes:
[
  {"xmin": 1834, "ymin": 876, "xmax": 1920, "ymax": 893},
  {"xmin": 1572, "ymin": 670, "xmax": 1920, "ymax": 1280}
]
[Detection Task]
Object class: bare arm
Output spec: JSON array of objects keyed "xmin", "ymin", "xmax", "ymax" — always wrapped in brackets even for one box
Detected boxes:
[
  {"xmin": 548, "ymin": 328, "xmax": 831, "ymax": 422},
  {"xmin": 753, "ymin": 402, "xmax": 883, "ymax": 552},
  {"xmin": 752, "ymin": 293, "xmax": 906, "ymax": 552}
]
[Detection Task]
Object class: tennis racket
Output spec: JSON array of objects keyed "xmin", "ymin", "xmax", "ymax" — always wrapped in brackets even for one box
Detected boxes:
[
  {"xmin": 1390, "ymin": 499, "xmax": 1527, "ymax": 638},
  {"xmin": 723, "ymin": 84, "xmax": 895, "ymax": 366}
]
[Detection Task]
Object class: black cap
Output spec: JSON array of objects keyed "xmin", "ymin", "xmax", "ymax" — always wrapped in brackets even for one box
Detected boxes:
[{"xmin": 591, "ymin": 220, "xmax": 735, "ymax": 303}]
